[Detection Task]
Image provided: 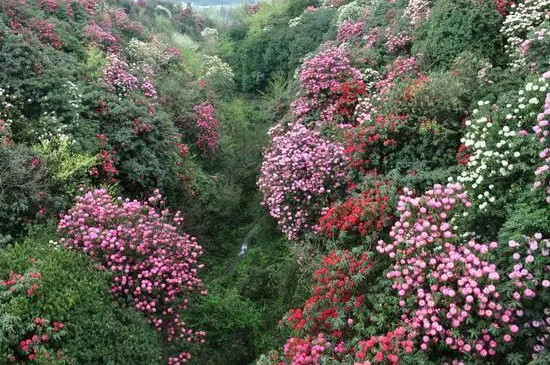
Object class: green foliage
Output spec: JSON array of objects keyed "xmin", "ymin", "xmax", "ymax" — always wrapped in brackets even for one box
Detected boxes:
[
  {"xmin": 222, "ymin": 1, "xmax": 334, "ymax": 91},
  {"xmin": 0, "ymin": 145, "xmax": 48, "ymax": 242},
  {"xmin": 185, "ymin": 286, "xmax": 261, "ymax": 365},
  {"xmin": 0, "ymin": 226, "xmax": 164, "ymax": 365},
  {"xmin": 499, "ymin": 187, "xmax": 550, "ymax": 243},
  {"xmin": 412, "ymin": 0, "xmax": 506, "ymax": 68},
  {"xmin": 34, "ymin": 136, "xmax": 96, "ymax": 190}
]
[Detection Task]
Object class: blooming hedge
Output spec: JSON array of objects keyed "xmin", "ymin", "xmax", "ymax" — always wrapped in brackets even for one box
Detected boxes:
[
  {"xmin": 258, "ymin": 124, "xmax": 348, "ymax": 240},
  {"xmin": 58, "ymin": 189, "xmax": 206, "ymax": 363}
]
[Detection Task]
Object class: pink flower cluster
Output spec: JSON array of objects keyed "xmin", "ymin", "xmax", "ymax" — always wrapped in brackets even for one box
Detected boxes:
[
  {"xmin": 84, "ymin": 21, "xmax": 117, "ymax": 44},
  {"xmin": 377, "ymin": 183, "xmax": 515, "ymax": 357},
  {"xmin": 364, "ymin": 27, "xmax": 380, "ymax": 48},
  {"xmin": 142, "ymin": 79, "xmax": 158, "ymax": 99},
  {"xmin": 31, "ymin": 20, "xmax": 62, "ymax": 49},
  {"xmin": 376, "ymin": 56, "xmax": 418, "ymax": 96},
  {"xmin": 533, "ymin": 89, "xmax": 550, "ymax": 203},
  {"xmin": 293, "ymin": 46, "xmax": 363, "ymax": 125},
  {"xmin": 299, "ymin": 46, "xmax": 362, "ymax": 96},
  {"xmin": 508, "ymin": 233, "xmax": 549, "ymax": 300},
  {"xmin": 58, "ymin": 189, "xmax": 206, "ymax": 363},
  {"xmin": 76, "ymin": 0, "xmax": 104, "ymax": 16},
  {"xmin": 337, "ymin": 20, "xmax": 364, "ymax": 43},
  {"xmin": 507, "ymin": 233, "xmax": 550, "ymax": 358},
  {"xmin": 355, "ymin": 327, "xmax": 413, "ymax": 364},
  {"xmin": 258, "ymin": 124, "xmax": 348, "ymax": 240},
  {"xmin": 103, "ymin": 53, "xmax": 139, "ymax": 95},
  {"xmin": 403, "ymin": 0, "xmax": 433, "ymax": 26},
  {"xmin": 385, "ymin": 30, "xmax": 412, "ymax": 53},
  {"xmin": 194, "ymin": 102, "xmax": 219, "ymax": 155},
  {"xmin": 283, "ymin": 333, "xmax": 330, "ymax": 365}
]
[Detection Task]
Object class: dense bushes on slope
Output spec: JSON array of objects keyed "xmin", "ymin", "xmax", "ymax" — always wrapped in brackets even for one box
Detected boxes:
[{"xmin": 252, "ymin": 0, "xmax": 550, "ymax": 364}]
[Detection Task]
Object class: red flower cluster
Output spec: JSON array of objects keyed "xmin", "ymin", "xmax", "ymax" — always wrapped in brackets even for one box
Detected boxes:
[
  {"xmin": 494, "ymin": 0, "xmax": 523, "ymax": 16},
  {"xmin": 31, "ymin": 19, "xmax": 62, "ymax": 49},
  {"xmin": 332, "ymin": 81, "xmax": 367, "ymax": 123},
  {"xmin": 19, "ymin": 318, "xmax": 66, "ymax": 362},
  {"xmin": 457, "ymin": 143, "xmax": 470, "ymax": 165},
  {"xmin": 320, "ymin": 181, "xmax": 394, "ymax": 238},
  {"xmin": 89, "ymin": 134, "xmax": 118, "ymax": 183},
  {"xmin": 1, "ymin": 269, "xmax": 67, "ymax": 363},
  {"xmin": 286, "ymin": 250, "xmax": 373, "ymax": 338},
  {"xmin": 132, "ymin": 118, "xmax": 153, "ymax": 135},
  {"xmin": 355, "ymin": 327, "xmax": 413, "ymax": 364},
  {"xmin": 344, "ymin": 115, "xmax": 408, "ymax": 175},
  {"xmin": 0, "ymin": 271, "xmax": 41, "ymax": 297}
]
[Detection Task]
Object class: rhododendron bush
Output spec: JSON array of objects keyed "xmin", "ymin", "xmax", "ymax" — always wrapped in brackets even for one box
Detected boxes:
[
  {"xmin": 378, "ymin": 183, "xmax": 516, "ymax": 358},
  {"xmin": 258, "ymin": 124, "xmax": 348, "ymax": 240},
  {"xmin": 293, "ymin": 46, "xmax": 365, "ymax": 127},
  {"xmin": 194, "ymin": 101, "xmax": 220, "ymax": 155},
  {"xmin": 58, "ymin": 189, "xmax": 206, "ymax": 363},
  {"xmin": 1, "ymin": 269, "xmax": 68, "ymax": 364},
  {"xmin": 502, "ymin": 233, "xmax": 550, "ymax": 359},
  {"xmin": 320, "ymin": 180, "xmax": 396, "ymax": 239}
]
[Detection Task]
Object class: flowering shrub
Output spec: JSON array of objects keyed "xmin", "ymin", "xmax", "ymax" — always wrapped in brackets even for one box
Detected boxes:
[
  {"xmin": 377, "ymin": 183, "xmax": 516, "ymax": 358},
  {"xmin": 31, "ymin": 19, "xmax": 62, "ymax": 49},
  {"xmin": 293, "ymin": 46, "xmax": 364, "ymax": 127},
  {"xmin": 286, "ymin": 249, "xmax": 374, "ymax": 334},
  {"xmin": 258, "ymin": 124, "xmax": 348, "ymax": 240},
  {"xmin": 376, "ymin": 57, "xmax": 418, "ymax": 97},
  {"xmin": 403, "ymin": 0, "xmax": 433, "ymax": 26},
  {"xmin": 282, "ymin": 333, "xmax": 332, "ymax": 364},
  {"xmin": 344, "ymin": 114, "xmax": 408, "ymax": 175},
  {"xmin": 1, "ymin": 269, "xmax": 68, "ymax": 364},
  {"xmin": 200, "ymin": 55, "xmax": 235, "ymax": 93},
  {"xmin": 58, "ymin": 189, "xmax": 206, "ymax": 362},
  {"xmin": 336, "ymin": 0, "xmax": 372, "ymax": 24},
  {"xmin": 534, "ymin": 88, "xmax": 550, "ymax": 203},
  {"xmin": 385, "ymin": 30, "xmax": 412, "ymax": 53},
  {"xmin": 502, "ymin": 0, "xmax": 550, "ymax": 68},
  {"xmin": 126, "ymin": 37, "xmax": 177, "ymax": 69},
  {"xmin": 457, "ymin": 73, "xmax": 548, "ymax": 210},
  {"xmin": 103, "ymin": 53, "xmax": 139, "ymax": 96},
  {"xmin": 337, "ymin": 20, "xmax": 364, "ymax": 42},
  {"xmin": 84, "ymin": 21, "xmax": 117, "ymax": 44},
  {"xmin": 354, "ymin": 327, "xmax": 414, "ymax": 364},
  {"xmin": 502, "ymin": 233, "xmax": 550, "ymax": 359},
  {"xmin": 194, "ymin": 102, "xmax": 219, "ymax": 155},
  {"xmin": 320, "ymin": 180, "xmax": 395, "ymax": 238}
]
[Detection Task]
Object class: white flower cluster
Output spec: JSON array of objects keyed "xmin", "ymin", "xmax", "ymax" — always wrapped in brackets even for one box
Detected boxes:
[
  {"xmin": 0, "ymin": 87, "xmax": 20, "ymax": 128},
  {"xmin": 289, "ymin": 16, "xmax": 302, "ymax": 28},
  {"xmin": 353, "ymin": 68, "xmax": 380, "ymax": 124},
  {"xmin": 361, "ymin": 67, "xmax": 381, "ymax": 91},
  {"xmin": 155, "ymin": 4, "xmax": 172, "ymax": 18},
  {"xmin": 201, "ymin": 55, "xmax": 235, "ymax": 89},
  {"xmin": 501, "ymin": 0, "xmax": 550, "ymax": 67},
  {"xmin": 66, "ymin": 81, "xmax": 83, "ymax": 112},
  {"xmin": 126, "ymin": 38, "xmax": 173, "ymax": 69},
  {"xmin": 201, "ymin": 27, "xmax": 219, "ymax": 42},
  {"xmin": 336, "ymin": 0, "xmax": 373, "ymax": 24},
  {"xmin": 32, "ymin": 111, "xmax": 73, "ymax": 143},
  {"xmin": 455, "ymin": 75, "xmax": 549, "ymax": 210}
]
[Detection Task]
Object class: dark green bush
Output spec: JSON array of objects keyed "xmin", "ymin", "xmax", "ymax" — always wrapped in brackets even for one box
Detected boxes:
[
  {"xmin": 0, "ymin": 226, "xmax": 165, "ymax": 365},
  {"xmin": 412, "ymin": 0, "xmax": 505, "ymax": 68}
]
